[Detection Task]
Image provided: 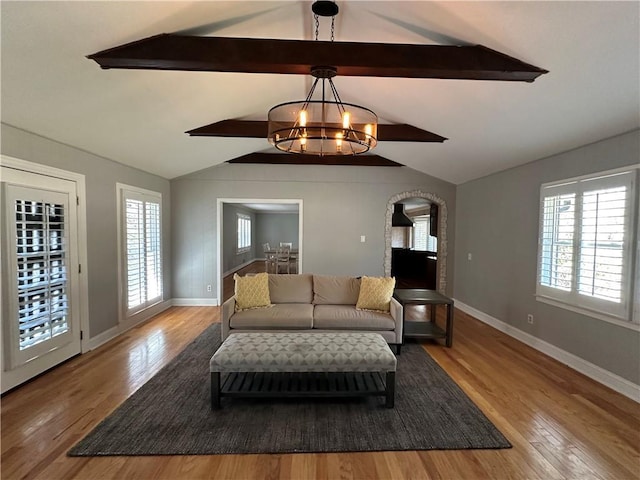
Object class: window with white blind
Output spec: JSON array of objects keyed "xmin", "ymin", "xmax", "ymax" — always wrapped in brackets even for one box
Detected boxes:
[
  {"xmin": 537, "ymin": 168, "xmax": 638, "ymax": 323},
  {"xmin": 237, "ymin": 213, "xmax": 251, "ymax": 253},
  {"xmin": 118, "ymin": 185, "xmax": 162, "ymax": 316},
  {"xmin": 413, "ymin": 216, "xmax": 438, "ymax": 252}
]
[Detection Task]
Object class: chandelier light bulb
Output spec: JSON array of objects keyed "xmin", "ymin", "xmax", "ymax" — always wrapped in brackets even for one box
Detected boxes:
[
  {"xmin": 299, "ymin": 110, "xmax": 307, "ymax": 127},
  {"xmin": 335, "ymin": 132, "xmax": 343, "ymax": 152},
  {"xmin": 365, "ymin": 124, "xmax": 372, "ymax": 137},
  {"xmin": 342, "ymin": 111, "xmax": 350, "ymax": 129}
]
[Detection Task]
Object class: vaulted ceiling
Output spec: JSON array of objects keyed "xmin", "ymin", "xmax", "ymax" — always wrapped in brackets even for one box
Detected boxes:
[{"xmin": 1, "ymin": 1, "xmax": 638, "ymax": 184}]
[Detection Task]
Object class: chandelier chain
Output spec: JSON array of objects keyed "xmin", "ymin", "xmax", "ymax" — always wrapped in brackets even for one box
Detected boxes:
[{"xmin": 313, "ymin": 10, "xmax": 335, "ymax": 41}]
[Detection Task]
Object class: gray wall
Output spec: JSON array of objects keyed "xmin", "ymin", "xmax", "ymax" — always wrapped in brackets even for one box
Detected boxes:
[
  {"xmin": 1, "ymin": 123, "xmax": 172, "ymax": 338},
  {"xmin": 454, "ymin": 129, "xmax": 640, "ymax": 384},
  {"xmin": 222, "ymin": 204, "xmax": 256, "ymax": 273},
  {"xmin": 171, "ymin": 163, "xmax": 456, "ymax": 300},
  {"xmin": 255, "ymin": 213, "xmax": 299, "ymax": 251}
]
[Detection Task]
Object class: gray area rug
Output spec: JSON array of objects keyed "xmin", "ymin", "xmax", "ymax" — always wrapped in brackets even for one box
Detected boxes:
[{"xmin": 68, "ymin": 324, "xmax": 511, "ymax": 455}]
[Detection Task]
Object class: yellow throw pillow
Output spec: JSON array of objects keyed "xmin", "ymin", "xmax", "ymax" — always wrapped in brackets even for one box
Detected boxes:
[
  {"xmin": 234, "ymin": 272, "xmax": 272, "ymax": 311},
  {"xmin": 356, "ymin": 276, "xmax": 396, "ymax": 312}
]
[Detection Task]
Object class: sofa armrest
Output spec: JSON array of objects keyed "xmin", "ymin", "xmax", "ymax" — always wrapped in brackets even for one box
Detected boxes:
[
  {"xmin": 221, "ymin": 296, "xmax": 236, "ymax": 341},
  {"xmin": 389, "ymin": 297, "xmax": 403, "ymax": 344}
]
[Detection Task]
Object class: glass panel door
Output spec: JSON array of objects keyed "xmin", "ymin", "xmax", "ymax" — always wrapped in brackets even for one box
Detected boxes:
[{"xmin": 3, "ymin": 182, "xmax": 80, "ymax": 373}]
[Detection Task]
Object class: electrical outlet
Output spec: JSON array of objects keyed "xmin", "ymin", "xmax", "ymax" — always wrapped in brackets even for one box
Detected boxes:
[
  {"xmin": 207, "ymin": 284, "xmax": 212, "ymax": 292},
  {"xmin": 527, "ymin": 314, "xmax": 534, "ymax": 324}
]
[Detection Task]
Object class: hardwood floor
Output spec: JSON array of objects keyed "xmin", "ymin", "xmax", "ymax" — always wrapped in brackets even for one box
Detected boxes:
[{"xmin": 2, "ymin": 305, "xmax": 639, "ymax": 479}]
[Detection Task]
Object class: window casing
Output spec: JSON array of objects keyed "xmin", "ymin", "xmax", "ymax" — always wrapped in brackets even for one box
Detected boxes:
[
  {"xmin": 536, "ymin": 168, "xmax": 638, "ymax": 323},
  {"xmin": 237, "ymin": 213, "xmax": 251, "ymax": 253},
  {"xmin": 119, "ymin": 186, "xmax": 162, "ymax": 317}
]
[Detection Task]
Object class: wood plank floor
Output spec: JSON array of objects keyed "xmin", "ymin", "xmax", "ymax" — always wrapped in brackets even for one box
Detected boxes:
[{"xmin": 2, "ymin": 305, "xmax": 639, "ymax": 480}]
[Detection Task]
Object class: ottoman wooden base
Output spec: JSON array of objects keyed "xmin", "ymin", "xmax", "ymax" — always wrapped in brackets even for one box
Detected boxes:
[{"xmin": 211, "ymin": 371, "xmax": 395, "ymax": 408}]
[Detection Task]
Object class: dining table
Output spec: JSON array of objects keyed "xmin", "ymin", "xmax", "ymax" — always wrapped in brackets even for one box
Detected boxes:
[{"xmin": 264, "ymin": 249, "xmax": 298, "ymax": 273}]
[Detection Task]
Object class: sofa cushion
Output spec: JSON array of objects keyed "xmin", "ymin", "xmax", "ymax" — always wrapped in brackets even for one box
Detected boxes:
[
  {"xmin": 234, "ymin": 272, "xmax": 272, "ymax": 312},
  {"xmin": 313, "ymin": 275, "xmax": 361, "ymax": 305},
  {"xmin": 230, "ymin": 304, "xmax": 314, "ymax": 329},
  {"xmin": 269, "ymin": 274, "xmax": 314, "ymax": 304},
  {"xmin": 313, "ymin": 305, "xmax": 396, "ymax": 331},
  {"xmin": 356, "ymin": 276, "xmax": 396, "ymax": 312}
]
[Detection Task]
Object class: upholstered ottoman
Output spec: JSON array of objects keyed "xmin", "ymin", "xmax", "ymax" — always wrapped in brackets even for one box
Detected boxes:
[{"xmin": 210, "ymin": 331, "xmax": 397, "ymax": 409}]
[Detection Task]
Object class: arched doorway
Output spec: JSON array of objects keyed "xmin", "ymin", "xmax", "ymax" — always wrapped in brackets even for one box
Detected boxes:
[{"xmin": 384, "ymin": 190, "xmax": 448, "ymax": 293}]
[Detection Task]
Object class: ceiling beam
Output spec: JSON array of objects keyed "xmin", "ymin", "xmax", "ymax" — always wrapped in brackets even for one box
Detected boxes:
[
  {"xmin": 227, "ymin": 152, "xmax": 403, "ymax": 167},
  {"xmin": 88, "ymin": 34, "xmax": 548, "ymax": 82},
  {"xmin": 186, "ymin": 120, "xmax": 447, "ymax": 143}
]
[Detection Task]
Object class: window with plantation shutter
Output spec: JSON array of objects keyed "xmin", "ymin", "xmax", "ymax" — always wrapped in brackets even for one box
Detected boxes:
[
  {"xmin": 537, "ymin": 168, "xmax": 637, "ymax": 323},
  {"xmin": 119, "ymin": 186, "xmax": 162, "ymax": 316},
  {"xmin": 412, "ymin": 216, "xmax": 438, "ymax": 252},
  {"xmin": 237, "ymin": 213, "xmax": 251, "ymax": 253}
]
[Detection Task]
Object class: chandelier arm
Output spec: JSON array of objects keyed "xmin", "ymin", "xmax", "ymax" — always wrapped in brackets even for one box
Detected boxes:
[
  {"xmin": 328, "ymin": 78, "xmax": 363, "ymax": 144},
  {"xmin": 282, "ymin": 77, "xmax": 321, "ymax": 151},
  {"xmin": 327, "ymin": 78, "xmax": 344, "ymax": 110},
  {"xmin": 303, "ymin": 77, "xmax": 320, "ymax": 109}
]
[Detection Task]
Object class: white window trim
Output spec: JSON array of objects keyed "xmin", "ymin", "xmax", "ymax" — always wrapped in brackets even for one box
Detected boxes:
[
  {"xmin": 535, "ymin": 165, "xmax": 639, "ymax": 326},
  {"xmin": 536, "ymin": 295, "xmax": 640, "ymax": 331},
  {"xmin": 116, "ymin": 183, "xmax": 163, "ymax": 321}
]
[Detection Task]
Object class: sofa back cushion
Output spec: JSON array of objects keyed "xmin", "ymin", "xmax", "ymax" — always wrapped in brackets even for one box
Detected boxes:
[
  {"xmin": 313, "ymin": 275, "xmax": 361, "ymax": 305},
  {"xmin": 269, "ymin": 274, "xmax": 314, "ymax": 303}
]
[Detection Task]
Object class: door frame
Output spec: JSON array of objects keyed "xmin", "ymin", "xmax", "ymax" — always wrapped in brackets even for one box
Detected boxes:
[
  {"xmin": 216, "ymin": 198, "xmax": 303, "ymax": 304},
  {"xmin": 0, "ymin": 154, "xmax": 90, "ymax": 351}
]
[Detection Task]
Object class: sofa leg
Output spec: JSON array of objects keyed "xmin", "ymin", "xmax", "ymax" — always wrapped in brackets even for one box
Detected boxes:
[{"xmin": 395, "ymin": 344, "xmax": 401, "ymax": 355}]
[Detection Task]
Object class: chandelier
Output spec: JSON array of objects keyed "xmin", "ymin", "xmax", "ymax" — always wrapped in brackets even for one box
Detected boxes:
[{"xmin": 267, "ymin": 2, "xmax": 378, "ymax": 156}]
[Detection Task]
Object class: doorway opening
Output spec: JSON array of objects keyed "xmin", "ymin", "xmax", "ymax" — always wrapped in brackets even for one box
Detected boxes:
[
  {"xmin": 384, "ymin": 191, "xmax": 447, "ymax": 293},
  {"xmin": 216, "ymin": 198, "xmax": 303, "ymax": 303}
]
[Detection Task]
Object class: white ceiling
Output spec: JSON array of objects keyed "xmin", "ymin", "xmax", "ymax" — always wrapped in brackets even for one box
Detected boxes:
[{"xmin": 1, "ymin": 1, "xmax": 638, "ymax": 185}]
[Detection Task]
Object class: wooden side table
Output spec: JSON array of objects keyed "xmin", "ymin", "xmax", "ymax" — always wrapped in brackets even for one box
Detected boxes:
[{"xmin": 393, "ymin": 289, "xmax": 454, "ymax": 350}]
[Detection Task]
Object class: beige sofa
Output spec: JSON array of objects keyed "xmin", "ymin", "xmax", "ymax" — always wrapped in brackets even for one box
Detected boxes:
[{"xmin": 221, "ymin": 274, "xmax": 403, "ymax": 350}]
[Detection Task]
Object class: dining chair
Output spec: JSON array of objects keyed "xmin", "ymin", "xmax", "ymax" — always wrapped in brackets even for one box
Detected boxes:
[
  {"xmin": 279, "ymin": 242, "xmax": 293, "ymax": 248},
  {"xmin": 275, "ymin": 245, "xmax": 291, "ymax": 274},
  {"xmin": 263, "ymin": 243, "xmax": 276, "ymax": 273}
]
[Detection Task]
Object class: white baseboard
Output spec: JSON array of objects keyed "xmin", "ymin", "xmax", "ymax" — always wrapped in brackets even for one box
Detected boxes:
[
  {"xmin": 454, "ymin": 299, "xmax": 640, "ymax": 403},
  {"xmin": 84, "ymin": 325, "xmax": 120, "ymax": 352},
  {"xmin": 172, "ymin": 298, "xmax": 219, "ymax": 306},
  {"xmin": 84, "ymin": 300, "xmax": 173, "ymax": 352}
]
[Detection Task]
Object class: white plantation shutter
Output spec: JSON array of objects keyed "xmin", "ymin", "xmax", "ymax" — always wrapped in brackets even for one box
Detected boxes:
[
  {"xmin": 413, "ymin": 216, "xmax": 438, "ymax": 252},
  {"xmin": 237, "ymin": 214, "xmax": 251, "ymax": 252},
  {"xmin": 539, "ymin": 191, "xmax": 576, "ymax": 291},
  {"xmin": 126, "ymin": 198, "xmax": 145, "ymax": 309},
  {"xmin": 15, "ymin": 199, "xmax": 69, "ymax": 350},
  {"xmin": 537, "ymin": 170, "xmax": 636, "ymax": 321},
  {"xmin": 121, "ymin": 188, "xmax": 162, "ymax": 315},
  {"xmin": 579, "ymin": 183, "xmax": 627, "ymax": 302}
]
